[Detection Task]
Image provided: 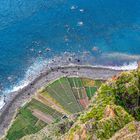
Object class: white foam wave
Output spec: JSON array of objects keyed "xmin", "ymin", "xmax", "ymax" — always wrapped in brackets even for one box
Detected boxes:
[
  {"xmin": 0, "ymin": 96, "xmax": 5, "ymax": 109},
  {"xmin": 94, "ymin": 61, "xmax": 138, "ymax": 70},
  {"xmin": 4, "ymin": 58, "xmax": 51, "ymax": 94},
  {"xmin": 4, "ymin": 55, "xmax": 139, "ymax": 94},
  {"xmin": 5, "ymin": 58, "xmax": 138, "ymax": 94},
  {"xmin": 10, "ymin": 80, "xmax": 29, "ymax": 92}
]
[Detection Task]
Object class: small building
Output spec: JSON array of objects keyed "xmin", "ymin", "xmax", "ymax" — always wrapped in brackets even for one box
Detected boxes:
[{"xmin": 61, "ymin": 115, "xmax": 68, "ymax": 119}]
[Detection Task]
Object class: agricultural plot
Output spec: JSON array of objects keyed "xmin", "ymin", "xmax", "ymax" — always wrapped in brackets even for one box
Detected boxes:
[
  {"xmin": 6, "ymin": 105, "xmax": 46, "ymax": 140},
  {"xmin": 85, "ymin": 87, "xmax": 97, "ymax": 99},
  {"xmin": 36, "ymin": 94, "xmax": 67, "ymax": 115},
  {"xmin": 72, "ymin": 88, "xmax": 87, "ymax": 99},
  {"xmin": 94, "ymin": 80, "xmax": 103, "ymax": 88},
  {"xmin": 68, "ymin": 77, "xmax": 83, "ymax": 87},
  {"xmin": 68, "ymin": 77, "xmax": 92, "ymax": 108},
  {"xmin": 81, "ymin": 78, "xmax": 95, "ymax": 87},
  {"xmin": 45, "ymin": 77, "xmax": 82, "ymax": 113},
  {"xmin": 6, "ymin": 98, "xmax": 63, "ymax": 140},
  {"xmin": 39, "ymin": 90, "xmax": 64, "ymax": 111},
  {"xmin": 6, "ymin": 77, "xmax": 104, "ymax": 140},
  {"xmin": 81, "ymin": 78, "xmax": 103, "ymax": 99},
  {"xmin": 28, "ymin": 99, "xmax": 63, "ymax": 121}
]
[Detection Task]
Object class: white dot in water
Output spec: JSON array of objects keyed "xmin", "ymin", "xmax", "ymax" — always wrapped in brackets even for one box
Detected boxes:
[
  {"xmin": 38, "ymin": 51, "xmax": 42, "ymax": 54},
  {"xmin": 30, "ymin": 48, "xmax": 34, "ymax": 51},
  {"xmin": 70, "ymin": 5, "xmax": 77, "ymax": 10},
  {"xmin": 79, "ymin": 9, "xmax": 84, "ymax": 12},
  {"xmin": 77, "ymin": 21, "xmax": 84, "ymax": 26},
  {"xmin": 7, "ymin": 76, "xmax": 12, "ymax": 80}
]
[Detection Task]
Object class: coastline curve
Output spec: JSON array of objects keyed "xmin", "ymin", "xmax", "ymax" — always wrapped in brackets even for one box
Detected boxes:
[{"xmin": 0, "ymin": 65, "xmax": 122, "ymax": 137}]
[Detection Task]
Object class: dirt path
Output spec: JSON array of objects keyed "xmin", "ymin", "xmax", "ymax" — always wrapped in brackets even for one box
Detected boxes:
[{"xmin": 32, "ymin": 109, "xmax": 54, "ymax": 124}]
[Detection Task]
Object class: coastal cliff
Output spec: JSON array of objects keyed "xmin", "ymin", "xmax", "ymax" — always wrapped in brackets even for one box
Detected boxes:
[{"xmin": 63, "ymin": 70, "xmax": 140, "ymax": 140}]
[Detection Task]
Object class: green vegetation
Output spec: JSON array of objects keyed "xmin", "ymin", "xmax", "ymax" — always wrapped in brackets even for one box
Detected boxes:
[
  {"xmin": 92, "ymin": 105, "xmax": 133, "ymax": 139},
  {"xmin": 6, "ymin": 106, "xmax": 46, "ymax": 140},
  {"xmin": 28, "ymin": 99, "xmax": 63, "ymax": 120},
  {"xmin": 82, "ymin": 78, "xmax": 103, "ymax": 99},
  {"xmin": 85, "ymin": 87, "xmax": 97, "ymax": 99},
  {"xmin": 45, "ymin": 77, "xmax": 82, "ymax": 113},
  {"xmin": 6, "ymin": 98, "xmax": 64, "ymax": 140},
  {"xmin": 7, "ymin": 70, "xmax": 140, "ymax": 140},
  {"xmin": 114, "ymin": 71, "xmax": 140, "ymax": 120},
  {"xmin": 128, "ymin": 122, "xmax": 136, "ymax": 132},
  {"xmin": 66, "ymin": 70, "xmax": 140, "ymax": 140},
  {"xmin": 68, "ymin": 77, "xmax": 83, "ymax": 87},
  {"xmin": 43, "ymin": 77, "xmax": 101, "ymax": 113},
  {"xmin": 110, "ymin": 121, "xmax": 140, "ymax": 140},
  {"xmin": 6, "ymin": 77, "xmax": 101, "ymax": 140}
]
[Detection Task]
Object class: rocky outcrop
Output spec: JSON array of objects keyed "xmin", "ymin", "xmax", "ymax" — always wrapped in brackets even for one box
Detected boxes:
[{"xmin": 110, "ymin": 121, "xmax": 140, "ymax": 140}]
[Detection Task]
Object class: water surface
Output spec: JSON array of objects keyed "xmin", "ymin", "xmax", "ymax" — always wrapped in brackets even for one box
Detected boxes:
[{"xmin": 0, "ymin": 0, "xmax": 140, "ymax": 93}]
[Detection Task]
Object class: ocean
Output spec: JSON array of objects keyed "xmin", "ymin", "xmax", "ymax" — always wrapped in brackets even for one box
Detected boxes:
[{"xmin": 0, "ymin": 0, "xmax": 140, "ymax": 107}]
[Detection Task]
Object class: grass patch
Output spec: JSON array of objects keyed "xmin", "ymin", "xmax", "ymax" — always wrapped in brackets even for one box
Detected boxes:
[
  {"xmin": 6, "ymin": 106, "xmax": 46, "ymax": 140},
  {"xmin": 68, "ymin": 77, "xmax": 83, "ymax": 87},
  {"xmin": 94, "ymin": 80, "xmax": 103, "ymax": 88},
  {"xmin": 85, "ymin": 87, "xmax": 97, "ymax": 99},
  {"xmin": 81, "ymin": 78, "xmax": 95, "ymax": 87},
  {"xmin": 28, "ymin": 99, "xmax": 63, "ymax": 120},
  {"xmin": 45, "ymin": 77, "xmax": 82, "ymax": 113}
]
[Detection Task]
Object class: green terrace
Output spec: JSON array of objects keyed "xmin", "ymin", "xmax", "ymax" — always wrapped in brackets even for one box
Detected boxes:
[{"xmin": 6, "ymin": 77, "xmax": 104, "ymax": 140}]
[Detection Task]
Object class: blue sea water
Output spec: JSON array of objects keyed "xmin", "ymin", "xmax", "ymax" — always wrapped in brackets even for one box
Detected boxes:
[{"xmin": 0, "ymin": 0, "xmax": 140, "ymax": 94}]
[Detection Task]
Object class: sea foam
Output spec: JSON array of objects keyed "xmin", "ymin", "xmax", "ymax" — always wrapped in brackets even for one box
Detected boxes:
[
  {"xmin": 0, "ymin": 96, "xmax": 5, "ymax": 109},
  {"xmin": 94, "ymin": 61, "xmax": 138, "ymax": 70}
]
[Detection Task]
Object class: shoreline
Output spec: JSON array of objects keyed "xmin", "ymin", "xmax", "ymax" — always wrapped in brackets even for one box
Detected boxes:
[{"xmin": 0, "ymin": 65, "xmax": 123, "ymax": 137}]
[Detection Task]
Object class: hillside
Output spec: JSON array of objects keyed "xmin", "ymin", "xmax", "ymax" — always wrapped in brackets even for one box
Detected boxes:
[
  {"xmin": 4, "ymin": 77, "xmax": 103, "ymax": 140},
  {"xmin": 3, "ymin": 70, "xmax": 140, "ymax": 140},
  {"xmin": 63, "ymin": 70, "xmax": 140, "ymax": 140}
]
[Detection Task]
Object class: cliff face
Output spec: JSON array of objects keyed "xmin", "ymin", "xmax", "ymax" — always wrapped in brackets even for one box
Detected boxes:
[
  {"xmin": 63, "ymin": 70, "xmax": 140, "ymax": 140},
  {"xmin": 18, "ymin": 70, "xmax": 140, "ymax": 140},
  {"xmin": 110, "ymin": 121, "xmax": 140, "ymax": 140}
]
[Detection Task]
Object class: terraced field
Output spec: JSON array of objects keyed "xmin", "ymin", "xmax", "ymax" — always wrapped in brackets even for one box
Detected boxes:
[
  {"xmin": 6, "ymin": 104, "xmax": 46, "ymax": 140},
  {"xmin": 6, "ymin": 77, "xmax": 104, "ymax": 140}
]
